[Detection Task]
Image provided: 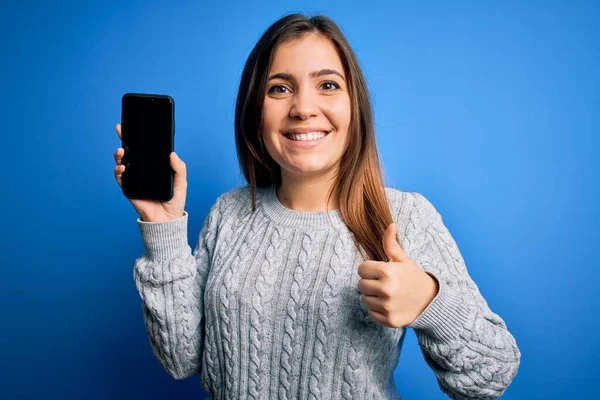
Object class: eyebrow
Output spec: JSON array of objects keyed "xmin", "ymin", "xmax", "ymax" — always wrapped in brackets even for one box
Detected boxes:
[{"xmin": 267, "ymin": 69, "xmax": 345, "ymax": 82}]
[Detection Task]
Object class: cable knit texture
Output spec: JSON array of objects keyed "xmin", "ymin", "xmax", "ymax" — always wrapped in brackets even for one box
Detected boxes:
[{"xmin": 133, "ymin": 184, "xmax": 520, "ymax": 400}]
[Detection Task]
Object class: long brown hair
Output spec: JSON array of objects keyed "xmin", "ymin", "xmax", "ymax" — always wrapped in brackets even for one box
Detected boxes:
[{"xmin": 234, "ymin": 13, "xmax": 395, "ymax": 262}]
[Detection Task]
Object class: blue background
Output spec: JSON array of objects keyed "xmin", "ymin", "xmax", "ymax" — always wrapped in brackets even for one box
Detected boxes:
[{"xmin": 1, "ymin": 0, "xmax": 598, "ymax": 399}]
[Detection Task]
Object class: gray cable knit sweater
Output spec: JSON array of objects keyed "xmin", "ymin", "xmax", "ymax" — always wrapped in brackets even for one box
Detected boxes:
[{"xmin": 133, "ymin": 184, "xmax": 520, "ymax": 400}]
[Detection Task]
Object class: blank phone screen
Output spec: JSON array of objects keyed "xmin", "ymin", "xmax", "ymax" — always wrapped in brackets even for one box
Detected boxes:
[{"xmin": 121, "ymin": 94, "xmax": 174, "ymax": 202}]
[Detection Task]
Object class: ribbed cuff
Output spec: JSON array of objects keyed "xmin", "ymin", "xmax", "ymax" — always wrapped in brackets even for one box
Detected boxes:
[
  {"xmin": 407, "ymin": 270, "xmax": 473, "ymax": 341},
  {"xmin": 136, "ymin": 211, "xmax": 189, "ymax": 260}
]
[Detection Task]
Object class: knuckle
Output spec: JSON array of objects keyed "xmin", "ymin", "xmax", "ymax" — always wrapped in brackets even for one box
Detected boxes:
[
  {"xmin": 382, "ymin": 301, "xmax": 392, "ymax": 313},
  {"xmin": 379, "ymin": 266, "xmax": 392, "ymax": 279},
  {"xmin": 388, "ymin": 316, "xmax": 401, "ymax": 328},
  {"xmin": 380, "ymin": 285, "xmax": 393, "ymax": 299}
]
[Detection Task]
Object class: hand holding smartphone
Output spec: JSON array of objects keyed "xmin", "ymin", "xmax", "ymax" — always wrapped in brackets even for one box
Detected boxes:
[{"xmin": 113, "ymin": 93, "xmax": 188, "ymax": 222}]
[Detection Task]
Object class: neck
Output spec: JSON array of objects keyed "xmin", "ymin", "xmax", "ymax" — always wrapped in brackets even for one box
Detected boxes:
[{"xmin": 277, "ymin": 171, "xmax": 339, "ymax": 212}]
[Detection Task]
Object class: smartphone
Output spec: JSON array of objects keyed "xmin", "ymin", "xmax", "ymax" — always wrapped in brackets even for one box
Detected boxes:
[{"xmin": 120, "ymin": 93, "xmax": 175, "ymax": 202}]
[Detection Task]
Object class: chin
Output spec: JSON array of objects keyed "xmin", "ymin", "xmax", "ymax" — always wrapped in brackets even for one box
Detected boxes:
[{"xmin": 285, "ymin": 162, "xmax": 335, "ymax": 176}]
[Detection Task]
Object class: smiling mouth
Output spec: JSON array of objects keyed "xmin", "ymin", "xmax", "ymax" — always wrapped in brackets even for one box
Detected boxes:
[{"xmin": 283, "ymin": 131, "xmax": 331, "ymax": 141}]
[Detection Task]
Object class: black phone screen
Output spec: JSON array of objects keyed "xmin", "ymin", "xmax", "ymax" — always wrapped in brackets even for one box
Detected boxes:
[{"xmin": 121, "ymin": 93, "xmax": 174, "ymax": 202}]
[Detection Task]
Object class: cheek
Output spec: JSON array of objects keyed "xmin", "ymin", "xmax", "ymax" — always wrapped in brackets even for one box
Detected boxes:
[
  {"xmin": 325, "ymin": 97, "xmax": 351, "ymax": 128},
  {"xmin": 260, "ymin": 103, "xmax": 281, "ymax": 143},
  {"xmin": 263, "ymin": 97, "xmax": 290, "ymax": 117},
  {"xmin": 261, "ymin": 103, "xmax": 274, "ymax": 130}
]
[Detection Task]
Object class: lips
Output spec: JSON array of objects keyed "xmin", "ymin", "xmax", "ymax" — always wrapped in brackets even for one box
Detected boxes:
[{"xmin": 283, "ymin": 127, "xmax": 332, "ymax": 135}]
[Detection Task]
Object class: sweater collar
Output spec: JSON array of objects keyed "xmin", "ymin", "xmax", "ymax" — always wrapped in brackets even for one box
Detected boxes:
[{"xmin": 259, "ymin": 184, "xmax": 345, "ymax": 230}]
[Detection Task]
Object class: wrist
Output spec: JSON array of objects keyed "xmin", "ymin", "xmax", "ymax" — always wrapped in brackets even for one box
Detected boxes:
[{"xmin": 423, "ymin": 271, "xmax": 439, "ymax": 306}]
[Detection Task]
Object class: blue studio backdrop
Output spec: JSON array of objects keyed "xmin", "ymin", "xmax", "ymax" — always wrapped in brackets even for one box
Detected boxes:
[{"xmin": 1, "ymin": 1, "xmax": 598, "ymax": 399}]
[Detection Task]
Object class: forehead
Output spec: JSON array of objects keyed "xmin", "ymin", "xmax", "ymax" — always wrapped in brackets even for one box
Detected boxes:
[{"xmin": 269, "ymin": 33, "xmax": 344, "ymax": 75}]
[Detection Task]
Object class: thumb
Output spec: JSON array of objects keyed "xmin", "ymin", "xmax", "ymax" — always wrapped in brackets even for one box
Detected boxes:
[
  {"xmin": 171, "ymin": 152, "xmax": 187, "ymax": 184},
  {"xmin": 383, "ymin": 223, "xmax": 407, "ymax": 262}
]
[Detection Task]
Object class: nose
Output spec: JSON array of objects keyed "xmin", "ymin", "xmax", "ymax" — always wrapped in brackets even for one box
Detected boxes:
[{"xmin": 289, "ymin": 88, "xmax": 318, "ymax": 120}]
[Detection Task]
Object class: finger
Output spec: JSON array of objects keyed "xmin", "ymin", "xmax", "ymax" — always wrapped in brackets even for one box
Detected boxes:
[
  {"xmin": 116, "ymin": 123, "xmax": 122, "ymax": 140},
  {"xmin": 383, "ymin": 223, "xmax": 407, "ymax": 263},
  {"xmin": 114, "ymin": 164, "xmax": 124, "ymax": 187},
  {"xmin": 361, "ymin": 294, "xmax": 386, "ymax": 313},
  {"xmin": 114, "ymin": 147, "xmax": 124, "ymax": 166},
  {"xmin": 357, "ymin": 277, "xmax": 383, "ymax": 296},
  {"xmin": 367, "ymin": 309, "xmax": 388, "ymax": 326},
  {"xmin": 357, "ymin": 260, "xmax": 386, "ymax": 279},
  {"xmin": 171, "ymin": 152, "xmax": 187, "ymax": 191}
]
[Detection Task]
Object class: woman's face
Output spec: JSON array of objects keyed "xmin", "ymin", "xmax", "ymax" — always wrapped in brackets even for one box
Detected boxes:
[{"xmin": 261, "ymin": 33, "xmax": 351, "ymax": 182}]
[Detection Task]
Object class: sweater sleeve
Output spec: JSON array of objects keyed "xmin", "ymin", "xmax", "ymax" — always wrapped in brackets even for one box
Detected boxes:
[
  {"xmin": 132, "ymin": 196, "xmax": 222, "ymax": 380},
  {"xmin": 402, "ymin": 192, "xmax": 521, "ymax": 399}
]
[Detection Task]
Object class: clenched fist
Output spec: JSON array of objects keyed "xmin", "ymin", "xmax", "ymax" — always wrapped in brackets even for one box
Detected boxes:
[{"xmin": 357, "ymin": 223, "xmax": 439, "ymax": 328}]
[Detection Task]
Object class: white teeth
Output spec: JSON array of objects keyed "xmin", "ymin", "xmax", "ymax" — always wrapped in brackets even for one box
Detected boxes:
[{"xmin": 289, "ymin": 131, "xmax": 327, "ymax": 141}]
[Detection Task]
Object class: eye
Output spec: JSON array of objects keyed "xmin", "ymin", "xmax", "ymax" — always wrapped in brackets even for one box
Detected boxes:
[
  {"xmin": 321, "ymin": 81, "xmax": 341, "ymax": 91},
  {"xmin": 268, "ymin": 85, "xmax": 290, "ymax": 94}
]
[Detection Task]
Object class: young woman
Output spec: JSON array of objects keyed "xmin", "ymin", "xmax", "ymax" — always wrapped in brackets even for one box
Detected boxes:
[{"xmin": 113, "ymin": 13, "xmax": 520, "ymax": 400}]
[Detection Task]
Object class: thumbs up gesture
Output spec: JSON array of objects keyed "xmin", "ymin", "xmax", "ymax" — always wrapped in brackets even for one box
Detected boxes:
[{"xmin": 357, "ymin": 223, "xmax": 440, "ymax": 328}]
